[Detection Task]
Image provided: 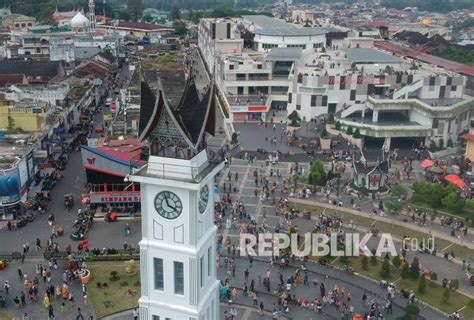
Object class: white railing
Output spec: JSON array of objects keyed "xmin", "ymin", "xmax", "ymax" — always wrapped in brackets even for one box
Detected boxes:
[
  {"xmin": 341, "ymin": 103, "xmax": 368, "ymax": 118},
  {"xmin": 393, "ymin": 79, "xmax": 423, "ymax": 99}
]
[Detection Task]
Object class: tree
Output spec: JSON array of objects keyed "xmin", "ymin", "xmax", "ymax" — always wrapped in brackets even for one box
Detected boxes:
[
  {"xmin": 412, "ymin": 181, "xmax": 444, "ymax": 208},
  {"xmin": 308, "ymin": 160, "xmax": 327, "ymax": 187},
  {"xmin": 346, "ymin": 126, "xmax": 353, "ymax": 135},
  {"xmin": 385, "ymin": 198, "xmax": 404, "ymax": 216},
  {"xmin": 353, "ymin": 128, "xmax": 361, "ymax": 138},
  {"xmin": 442, "ymin": 287, "xmax": 450, "ymax": 303},
  {"xmin": 335, "ymin": 121, "xmax": 341, "ymax": 130},
  {"xmin": 410, "ymin": 257, "xmax": 420, "ymax": 280},
  {"xmin": 170, "ymin": 5, "xmax": 181, "ymax": 20},
  {"xmin": 391, "ymin": 185, "xmax": 407, "ymax": 199},
  {"xmin": 392, "ymin": 255, "xmax": 401, "ymax": 269},
  {"xmin": 361, "ymin": 256, "xmax": 369, "ymax": 270},
  {"xmin": 7, "ymin": 116, "xmax": 15, "ymax": 133},
  {"xmin": 173, "ymin": 21, "xmax": 188, "ymax": 35},
  {"xmin": 418, "ymin": 275, "xmax": 426, "ymax": 294},
  {"xmin": 401, "ymin": 262, "xmax": 410, "ymax": 279},
  {"xmin": 127, "ymin": 0, "xmax": 143, "ymax": 21},
  {"xmin": 380, "ymin": 259, "xmax": 390, "ymax": 279},
  {"xmin": 441, "ymin": 192, "xmax": 464, "ymax": 213},
  {"xmin": 429, "ymin": 140, "xmax": 437, "ymax": 151},
  {"xmin": 370, "ymin": 249, "xmax": 377, "ymax": 264}
]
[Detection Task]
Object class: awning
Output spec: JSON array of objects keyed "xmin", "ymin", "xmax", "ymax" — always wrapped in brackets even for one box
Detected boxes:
[
  {"xmin": 420, "ymin": 159, "xmax": 434, "ymax": 169},
  {"xmin": 444, "ymin": 174, "xmax": 467, "ymax": 189}
]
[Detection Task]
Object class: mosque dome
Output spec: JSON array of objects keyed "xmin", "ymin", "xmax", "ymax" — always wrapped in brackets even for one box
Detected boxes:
[{"xmin": 71, "ymin": 12, "xmax": 89, "ymax": 29}]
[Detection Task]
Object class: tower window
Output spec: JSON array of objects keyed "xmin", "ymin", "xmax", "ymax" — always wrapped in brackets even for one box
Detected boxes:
[
  {"xmin": 200, "ymin": 257, "xmax": 204, "ymax": 287},
  {"xmin": 207, "ymin": 247, "xmax": 211, "ymax": 277},
  {"xmin": 174, "ymin": 261, "xmax": 184, "ymax": 295},
  {"xmin": 154, "ymin": 258, "xmax": 164, "ymax": 290}
]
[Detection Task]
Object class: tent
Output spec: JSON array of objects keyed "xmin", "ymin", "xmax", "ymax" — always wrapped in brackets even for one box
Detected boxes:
[
  {"xmin": 444, "ymin": 174, "xmax": 467, "ymax": 189},
  {"xmin": 420, "ymin": 159, "xmax": 434, "ymax": 169},
  {"xmin": 428, "ymin": 166, "xmax": 443, "ymax": 173}
]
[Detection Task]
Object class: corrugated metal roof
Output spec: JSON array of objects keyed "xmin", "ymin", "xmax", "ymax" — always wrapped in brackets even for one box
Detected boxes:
[{"xmin": 343, "ymin": 48, "xmax": 401, "ymax": 64}]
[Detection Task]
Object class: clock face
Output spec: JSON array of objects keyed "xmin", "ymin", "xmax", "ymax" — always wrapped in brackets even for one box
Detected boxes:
[
  {"xmin": 154, "ymin": 191, "xmax": 183, "ymax": 220},
  {"xmin": 198, "ymin": 185, "xmax": 209, "ymax": 214}
]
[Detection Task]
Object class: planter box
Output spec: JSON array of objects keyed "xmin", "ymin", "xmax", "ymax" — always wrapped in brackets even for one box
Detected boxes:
[{"xmin": 320, "ymin": 138, "xmax": 331, "ymax": 150}]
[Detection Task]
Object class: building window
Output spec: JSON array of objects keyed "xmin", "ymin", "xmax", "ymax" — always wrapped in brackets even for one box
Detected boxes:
[
  {"xmin": 429, "ymin": 77, "xmax": 435, "ymax": 86},
  {"xmin": 154, "ymin": 258, "xmax": 164, "ymax": 291},
  {"xmin": 313, "ymin": 43, "xmax": 323, "ymax": 49},
  {"xmin": 432, "ymin": 119, "xmax": 439, "ymax": 129},
  {"xmin": 350, "ymin": 90, "xmax": 356, "ymax": 101},
  {"xmin": 447, "ymin": 77, "xmax": 452, "ymax": 86},
  {"xmin": 310, "ymin": 95, "xmax": 316, "ymax": 107},
  {"xmin": 296, "ymin": 104, "xmax": 301, "ymax": 110},
  {"xmin": 451, "ymin": 85, "xmax": 456, "ymax": 91},
  {"xmin": 229, "ymin": 64, "xmax": 234, "ymax": 70},
  {"xmin": 329, "ymin": 76, "xmax": 335, "ymax": 85},
  {"xmin": 207, "ymin": 247, "xmax": 211, "ymax": 277},
  {"xmin": 257, "ymin": 64, "xmax": 262, "ymax": 69},
  {"xmin": 288, "ymin": 93, "xmax": 292, "ymax": 104},
  {"xmin": 237, "ymin": 73, "xmax": 246, "ymax": 80},
  {"xmin": 297, "ymin": 73, "xmax": 303, "ymax": 84},
  {"xmin": 174, "ymin": 261, "xmax": 184, "ymax": 295},
  {"xmin": 322, "ymin": 96, "xmax": 328, "ymax": 106},
  {"xmin": 262, "ymin": 43, "xmax": 278, "ymax": 49},
  {"xmin": 152, "ymin": 316, "xmax": 160, "ymax": 320},
  {"xmin": 200, "ymin": 257, "xmax": 204, "ymax": 287}
]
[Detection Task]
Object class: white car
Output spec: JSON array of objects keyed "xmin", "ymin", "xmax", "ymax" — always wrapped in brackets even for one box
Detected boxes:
[{"xmin": 106, "ymin": 98, "xmax": 112, "ymax": 106}]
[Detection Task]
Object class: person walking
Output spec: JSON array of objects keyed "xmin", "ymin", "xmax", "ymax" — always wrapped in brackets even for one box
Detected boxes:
[
  {"xmin": 132, "ymin": 308, "xmax": 139, "ymax": 320},
  {"xmin": 18, "ymin": 268, "xmax": 23, "ymax": 280},
  {"xmin": 48, "ymin": 304, "xmax": 54, "ymax": 319},
  {"xmin": 4, "ymin": 280, "xmax": 9, "ymax": 294},
  {"xmin": 259, "ymin": 301, "xmax": 264, "ymax": 315},
  {"xmin": 76, "ymin": 307, "xmax": 84, "ymax": 320}
]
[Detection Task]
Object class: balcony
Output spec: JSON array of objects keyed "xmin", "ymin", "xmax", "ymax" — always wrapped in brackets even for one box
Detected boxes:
[{"xmin": 335, "ymin": 111, "xmax": 431, "ymax": 138}]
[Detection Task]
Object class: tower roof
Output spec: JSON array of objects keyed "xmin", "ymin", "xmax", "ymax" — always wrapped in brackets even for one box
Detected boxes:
[
  {"xmin": 71, "ymin": 12, "xmax": 89, "ymax": 28},
  {"xmin": 139, "ymin": 73, "xmax": 216, "ymax": 155}
]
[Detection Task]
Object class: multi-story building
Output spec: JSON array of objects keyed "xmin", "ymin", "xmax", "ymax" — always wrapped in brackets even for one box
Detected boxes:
[
  {"xmin": 286, "ymin": 45, "xmax": 472, "ymax": 149},
  {"xmin": 3, "ymin": 14, "xmax": 36, "ymax": 30}
]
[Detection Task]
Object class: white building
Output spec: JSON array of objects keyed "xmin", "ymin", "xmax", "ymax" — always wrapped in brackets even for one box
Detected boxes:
[
  {"xmin": 130, "ymin": 75, "xmax": 222, "ymax": 319},
  {"xmin": 241, "ymin": 15, "xmax": 330, "ymax": 53},
  {"xmin": 5, "ymin": 83, "xmax": 69, "ymax": 106}
]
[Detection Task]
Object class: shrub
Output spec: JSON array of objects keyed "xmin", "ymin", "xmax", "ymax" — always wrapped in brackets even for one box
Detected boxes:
[
  {"xmin": 380, "ymin": 260, "xmax": 390, "ymax": 279},
  {"xmin": 429, "ymin": 140, "xmax": 437, "ymax": 151},
  {"xmin": 405, "ymin": 304, "xmax": 420, "ymax": 316},
  {"xmin": 335, "ymin": 121, "xmax": 341, "ymax": 130},
  {"xmin": 370, "ymin": 249, "xmax": 377, "ymax": 264},
  {"xmin": 328, "ymin": 113, "xmax": 335, "ymax": 124},
  {"xmin": 442, "ymin": 287, "xmax": 450, "ymax": 303},
  {"xmin": 410, "ymin": 258, "xmax": 420, "ymax": 280},
  {"xmin": 392, "ymin": 255, "xmax": 401, "ymax": 269},
  {"xmin": 320, "ymin": 128, "xmax": 330, "ymax": 140},
  {"xmin": 346, "ymin": 126, "xmax": 353, "ymax": 135},
  {"xmin": 353, "ymin": 128, "xmax": 361, "ymax": 138},
  {"xmin": 447, "ymin": 138, "xmax": 454, "ymax": 148},
  {"xmin": 418, "ymin": 275, "xmax": 426, "ymax": 294},
  {"xmin": 120, "ymin": 281, "xmax": 129, "ymax": 287},
  {"xmin": 361, "ymin": 256, "xmax": 369, "ymax": 270},
  {"xmin": 438, "ymin": 138, "xmax": 444, "ymax": 149},
  {"xmin": 401, "ymin": 262, "xmax": 410, "ymax": 279},
  {"xmin": 339, "ymin": 255, "xmax": 349, "ymax": 264},
  {"xmin": 430, "ymin": 272, "xmax": 437, "ymax": 281},
  {"xmin": 453, "ymin": 279, "xmax": 459, "ymax": 290},
  {"xmin": 110, "ymin": 271, "xmax": 120, "ymax": 281},
  {"xmin": 231, "ymin": 132, "xmax": 238, "ymax": 144}
]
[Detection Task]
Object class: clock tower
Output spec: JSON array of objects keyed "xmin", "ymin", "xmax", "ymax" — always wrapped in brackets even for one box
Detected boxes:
[{"xmin": 130, "ymin": 72, "xmax": 223, "ymax": 320}]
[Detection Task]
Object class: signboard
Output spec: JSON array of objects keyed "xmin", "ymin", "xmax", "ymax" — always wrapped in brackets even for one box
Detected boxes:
[
  {"xmin": 368, "ymin": 174, "xmax": 381, "ymax": 190},
  {"xmin": 0, "ymin": 167, "xmax": 21, "ymax": 206},
  {"xmin": 87, "ymin": 138, "xmax": 99, "ymax": 147},
  {"xmin": 89, "ymin": 192, "xmax": 140, "ymax": 204},
  {"xmin": 18, "ymin": 157, "xmax": 28, "ymax": 190},
  {"xmin": 32, "ymin": 107, "xmax": 43, "ymax": 114},
  {"xmin": 81, "ymin": 146, "xmax": 131, "ymax": 177},
  {"xmin": 27, "ymin": 151, "xmax": 36, "ymax": 184},
  {"xmin": 33, "ymin": 150, "xmax": 48, "ymax": 158}
]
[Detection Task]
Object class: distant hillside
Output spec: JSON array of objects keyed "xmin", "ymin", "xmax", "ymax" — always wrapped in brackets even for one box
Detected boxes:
[{"xmin": 381, "ymin": 0, "xmax": 473, "ymax": 13}]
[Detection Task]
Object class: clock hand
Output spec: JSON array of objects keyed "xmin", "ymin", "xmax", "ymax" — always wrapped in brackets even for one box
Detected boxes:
[{"xmin": 164, "ymin": 194, "xmax": 171, "ymax": 207}]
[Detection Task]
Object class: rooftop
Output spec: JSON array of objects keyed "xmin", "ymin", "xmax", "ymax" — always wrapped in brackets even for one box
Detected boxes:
[
  {"xmin": 343, "ymin": 48, "xmax": 402, "ymax": 64},
  {"xmin": 266, "ymin": 47, "xmax": 302, "ymax": 62},
  {"xmin": 242, "ymin": 15, "xmax": 333, "ymax": 37}
]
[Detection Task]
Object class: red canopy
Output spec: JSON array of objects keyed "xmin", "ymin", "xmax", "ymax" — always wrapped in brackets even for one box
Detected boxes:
[
  {"xmin": 420, "ymin": 159, "xmax": 435, "ymax": 169},
  {"xmin": 444, "ymin": 174, "xmax": 467, "ymax": 189}
]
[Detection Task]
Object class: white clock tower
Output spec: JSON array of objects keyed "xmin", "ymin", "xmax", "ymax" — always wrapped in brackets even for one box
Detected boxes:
[{"xmin": 130, "ymin": 74, "xmax": 223, "ymax": 320}]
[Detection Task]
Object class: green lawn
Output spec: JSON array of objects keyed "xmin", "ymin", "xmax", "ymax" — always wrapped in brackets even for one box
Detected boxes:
[
  {"xmin": 87, "ymin": 261, "xmax": 140, "ymax": 318},
  {"xmin": 333, "ymin": 256, "xmax": 474, "ymax": 315},
  {"xmin": 290, "ymin": 202, "xmax": 473, "ymax": 259},
  {"xmin": 0, "ymin": 311, "xmax": 12, "ymax": 320}
]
